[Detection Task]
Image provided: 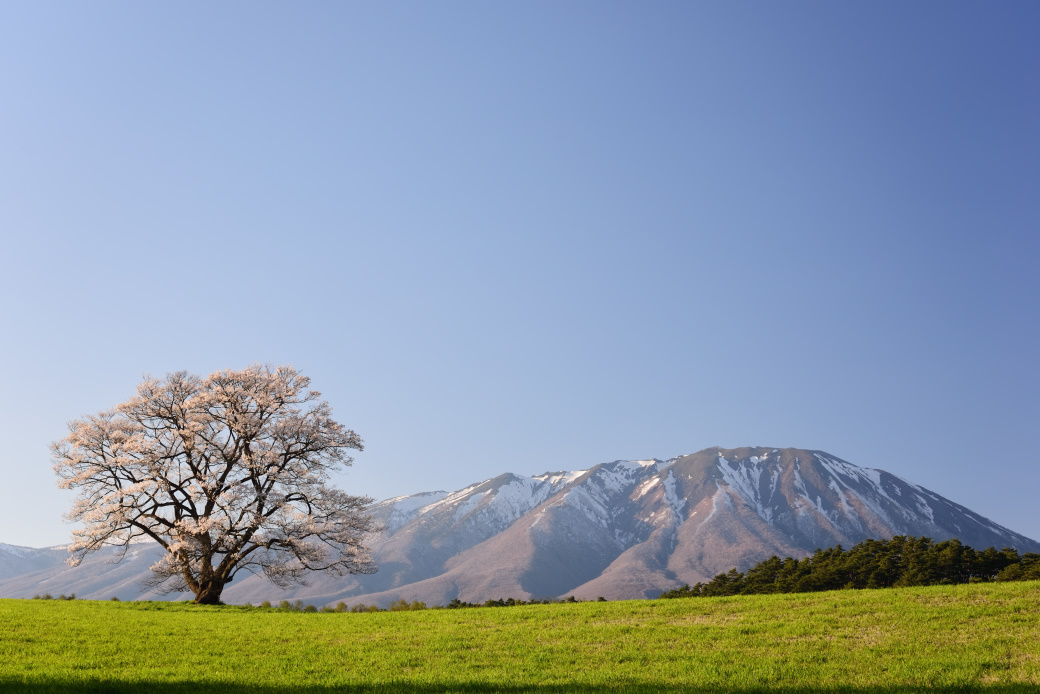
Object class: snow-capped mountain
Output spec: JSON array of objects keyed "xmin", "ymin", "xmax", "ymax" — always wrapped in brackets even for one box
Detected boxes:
[
  {"xmin": 1, "ymin": 447, "xmax": 1036, "ymax": 605},
  {"xmin": 0, "ymin": 543, "xmax": 68, "ymax": 581}
]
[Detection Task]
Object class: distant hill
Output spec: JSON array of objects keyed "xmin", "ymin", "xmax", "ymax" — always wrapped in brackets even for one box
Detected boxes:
[{"xmin": 2, "ymin": 447, "xmax": 1037, "ymax": 605}]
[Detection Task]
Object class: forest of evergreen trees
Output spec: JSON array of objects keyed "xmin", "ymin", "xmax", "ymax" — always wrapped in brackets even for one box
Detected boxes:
[{"xmin": 660, "ymin": 536, "xmax": 1040, "ymax": 599}]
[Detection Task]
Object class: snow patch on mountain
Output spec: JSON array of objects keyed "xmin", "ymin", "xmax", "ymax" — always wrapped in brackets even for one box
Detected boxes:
[
  {"xmin": 827, "ymin": 478, "xmax": 863, "ymax": 531},
  {"xmin": 636, "ymin": 477, "xmax": 659, "ymax": 498},
  {"xmin": 422, "ymin": 483, "xmax": 484, "ymax": 513},
  {"xmin": 381, "ymin": 491, "xmax": 449, "ymax": 512},
  {"xmin": 531, "ymin": 470, "xmax": 587, "ymax": 485},
  {"xmin": 912, "ymin": 493, "xmax": 936, "ymax": 523},
  {"xmin": 662, "ymin": 470, "xmax": 686, "ymax": 523},
  {"xmin": 590, "ymin": 462, "xmax": 648, "ymax": 495},
  {"xmin": 562, "ymin": 487, "xmax": 610, "ymax": 528},
  {"xmin": 476, "ymin": 476, "xmax": 569, "ymax": 525},
  {"xmin": 0, "ymin": 543, "xmax": 34, "ymax": 558},
  {"xmin": 552, "ymin": 461, "xmax": 654, "ymax": 530},
  {"xmin": 793, "ymin": 458, "xmax": 807, "ymax": 496},
  {"xmin": 806, "ymin": 453, "xmax": 904, "ymax": 527},
  {"xmin": 375, "ymin": 491, "xmax": 450, "ymax": 533},
  {"xmin": 836, "ymin": 459, "xmax": 903, "ymax": 512},
  {"xmin": 655, "ymin": 457, "xmax": 679, "ymax": 471},
  {"xmin": 702, "ymin": 488, "xmax": 721, "ymax": 524},
  {"xmin": 715, "ymin": 453, "xmax": 774, "ymax": 523},
  {"xmin": 453, "ymin": 490, "xmax": 490, "ymax": 520}
]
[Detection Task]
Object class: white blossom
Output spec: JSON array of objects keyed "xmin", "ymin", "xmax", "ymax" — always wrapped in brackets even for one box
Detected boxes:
[{"xmin": 52, "ymin": 364, "xmax": 376, "ymax": 604}]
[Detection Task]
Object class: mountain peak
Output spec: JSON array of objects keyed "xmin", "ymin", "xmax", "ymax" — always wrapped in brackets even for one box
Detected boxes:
[{"xmin": 2, "ymin": 446, "xmax": 1036, "ymax": 605}]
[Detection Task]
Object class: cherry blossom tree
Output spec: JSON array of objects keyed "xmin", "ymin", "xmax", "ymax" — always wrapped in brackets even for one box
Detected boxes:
[{"xmin": 52, "ymin": 365, "xmax": 376, "ymax": 604}]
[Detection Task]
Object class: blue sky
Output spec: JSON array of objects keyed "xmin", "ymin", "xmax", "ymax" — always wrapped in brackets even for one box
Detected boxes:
[{"xmin": 1, "ymin": 2, "xmax": 1037, "ymax": 548}]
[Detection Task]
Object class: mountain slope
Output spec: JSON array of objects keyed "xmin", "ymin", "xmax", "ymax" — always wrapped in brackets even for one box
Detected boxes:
[
  {"xmin": 2, "ymin": 447, "xmax": 1036, "ymax": 605},
  {"xmin": 0, "ymin": 544, "xmax": 69, "ymax": 582}
]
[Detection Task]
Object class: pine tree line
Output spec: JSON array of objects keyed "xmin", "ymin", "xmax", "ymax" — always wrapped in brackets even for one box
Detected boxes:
[{"xmin": 660, "ymin": 536, "xmax": 1040, "ymax": 599}]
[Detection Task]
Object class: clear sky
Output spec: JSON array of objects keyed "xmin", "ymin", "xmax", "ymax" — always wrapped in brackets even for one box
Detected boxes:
[{"xmin": 1, "ymin": 2, "xmax": 1037, "ymax": 548}]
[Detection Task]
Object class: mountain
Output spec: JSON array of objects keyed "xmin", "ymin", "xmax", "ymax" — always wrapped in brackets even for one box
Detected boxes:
[
  {"xmin": 1, "ymin": 447, "xmax": 1036, "ymax": 605},
  {"xmin": 0, "ymin": 543, "xmax": 68, "ymax": 581}
]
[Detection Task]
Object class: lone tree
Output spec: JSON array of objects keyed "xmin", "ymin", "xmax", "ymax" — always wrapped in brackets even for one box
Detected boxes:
[{"xmin": 52, "ymin": 364, "xmax": 377, "ymax": 604}]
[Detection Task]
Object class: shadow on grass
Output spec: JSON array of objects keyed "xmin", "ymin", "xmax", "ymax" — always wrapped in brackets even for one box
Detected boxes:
[{"xmin": 0, "ymin": 682, "xmax": 1035, "ymax": 694}]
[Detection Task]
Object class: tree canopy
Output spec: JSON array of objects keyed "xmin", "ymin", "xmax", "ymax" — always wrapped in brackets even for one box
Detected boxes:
[{"xmin": 52, "ymin": 364, "xmax": 376, "ymax": 604}]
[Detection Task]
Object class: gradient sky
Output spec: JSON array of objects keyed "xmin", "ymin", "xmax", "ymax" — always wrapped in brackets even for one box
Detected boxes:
[{"xmin": 1, "ymin": 2, "xmax": 1037, "ymax": 548}]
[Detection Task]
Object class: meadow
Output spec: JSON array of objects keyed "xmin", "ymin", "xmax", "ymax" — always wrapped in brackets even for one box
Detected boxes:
[{"xmin": 1, "ymin": 581, "xmax": 1038, "ymax": 693}]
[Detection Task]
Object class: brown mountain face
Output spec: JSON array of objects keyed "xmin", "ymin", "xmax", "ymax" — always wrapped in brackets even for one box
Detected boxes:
[{"xmin": 2, "ymin": 447, "xmax": 1036, "ymax": 605}]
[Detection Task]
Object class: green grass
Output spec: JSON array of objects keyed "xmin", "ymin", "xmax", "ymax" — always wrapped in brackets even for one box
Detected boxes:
[{"xmin": 1, "ymin": 581, "xmax": 1038, "ymax": 692}]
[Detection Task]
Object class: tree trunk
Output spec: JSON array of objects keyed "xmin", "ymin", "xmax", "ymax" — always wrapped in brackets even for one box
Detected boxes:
[{"xmin": 193, "ymin": 580, "xmax": 226, "ymax": 605}]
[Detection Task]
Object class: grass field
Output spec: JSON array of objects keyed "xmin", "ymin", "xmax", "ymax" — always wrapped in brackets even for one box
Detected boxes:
[{"xmin": 1, "ymin": 581, "xmax": 1038, "ymax": 693}]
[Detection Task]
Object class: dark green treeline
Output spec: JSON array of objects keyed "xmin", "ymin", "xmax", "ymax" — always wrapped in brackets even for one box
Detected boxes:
[{"xmin": 661, "ymin": 536, "xmax": 1040, "ymax": 599}]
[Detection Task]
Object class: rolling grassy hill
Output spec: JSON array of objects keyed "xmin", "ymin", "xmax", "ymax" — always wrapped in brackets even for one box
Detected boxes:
[{"xmin": 1, "ymin": 581, "xmax": 1038, "ymax": 692}]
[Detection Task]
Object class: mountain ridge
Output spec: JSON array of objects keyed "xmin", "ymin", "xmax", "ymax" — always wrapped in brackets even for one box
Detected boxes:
[{"xmin": 1, "ymin": 446, "xmax": 1036, "ymax": 605}]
